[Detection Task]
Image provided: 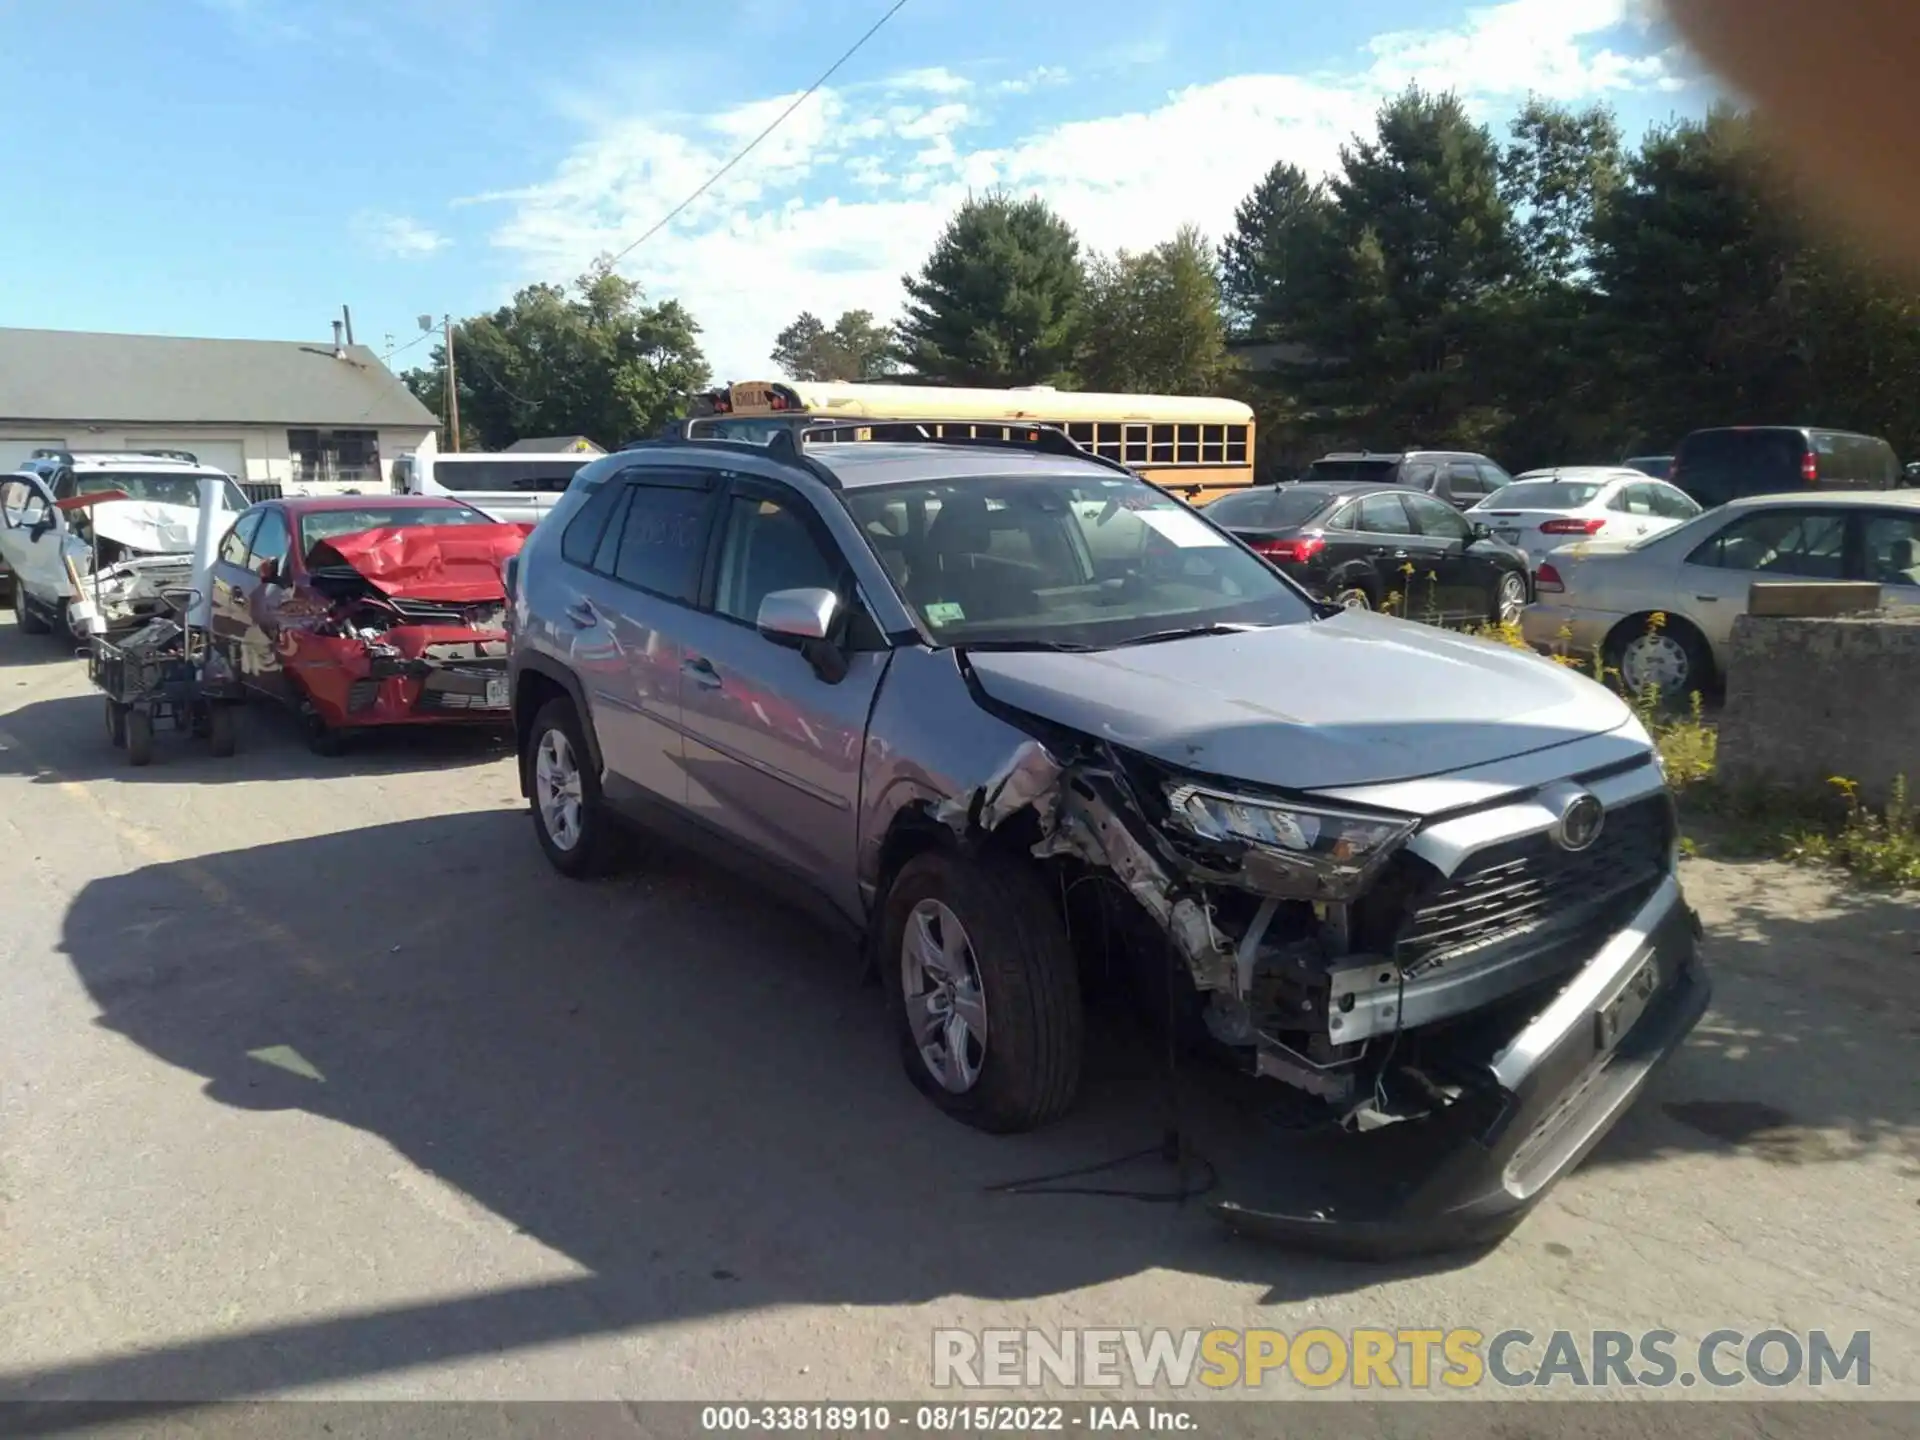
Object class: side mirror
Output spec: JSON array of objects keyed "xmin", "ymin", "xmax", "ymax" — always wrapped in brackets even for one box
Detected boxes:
[
  {"xmin": 757, "ymin": 587, "xmax": 848, "ymax": 684},
  {"xmin": 756, "ymin": 586, "xmax": 839, "ymax": 643},
  {"xmin": 257, "ymin": 558, "xmax": 281, "ymax": 585},
  {"xmin": 29, "ymin": 515, "xmax": 54, "ymax": 541},
  {"xmin": 1470, "ymin": 521, "xmax": 1493, "ymax": 542}
]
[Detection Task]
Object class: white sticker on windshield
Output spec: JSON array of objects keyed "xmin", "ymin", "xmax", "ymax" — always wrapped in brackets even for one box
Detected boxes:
[{"xmin": 1138, "ymin": 508, "xmax": 1229, "ymax": 548}]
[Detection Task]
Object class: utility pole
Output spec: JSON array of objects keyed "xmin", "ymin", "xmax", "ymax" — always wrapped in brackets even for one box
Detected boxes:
[{"xmin": 443, "ymin": 314, "xmax": 462, "ymax": 452}]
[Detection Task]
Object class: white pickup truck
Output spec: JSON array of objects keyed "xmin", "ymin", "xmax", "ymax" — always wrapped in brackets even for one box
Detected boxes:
[{"xmin": 393, "ymin": 449, "xmax": 596, "ymax": 527}]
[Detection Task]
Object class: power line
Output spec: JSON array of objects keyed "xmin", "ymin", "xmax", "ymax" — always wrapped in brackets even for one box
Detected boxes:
[{"xmin": 603, "ymin": 0, "xmax": 914, "ymax": 270}]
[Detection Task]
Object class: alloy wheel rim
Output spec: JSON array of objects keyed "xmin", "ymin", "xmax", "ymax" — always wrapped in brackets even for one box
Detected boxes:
[
  {"xmin": 1337, "ymin": 588, "xmax": 1371, "ymax": 612},
  {"xmin": 1499, "ymin": 574, "xmax": 1528, "ymax": 623},
  {"xmin": 535, "ymin": 728, "xmax": 585, "ymax": 852},
  {"xmin": 900, "ymin": 898, "xmax": 988, "ymax": 1094}
]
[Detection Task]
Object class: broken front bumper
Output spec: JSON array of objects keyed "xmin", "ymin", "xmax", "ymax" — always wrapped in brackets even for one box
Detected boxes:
[
  {"xmin": 289, "ymin": 629, "xmax": 512, "ymax": 728},
  {"xmin": 1213, "ymin": 873, "xmax": 1709, "ymax": 1258}
]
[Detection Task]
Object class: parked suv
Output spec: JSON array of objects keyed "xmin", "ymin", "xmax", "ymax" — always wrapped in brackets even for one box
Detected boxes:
[
  {"xmin": 507, "ymin": 426, "xmax": 1708, "ymax": 1252},
  {"xmin": 1303, "ymin": 450, "xmax": 1513, "ymax": 509},
  {"xmin": 1669, "ymin": 426, "xmax": 1900, "ymax": 508}
]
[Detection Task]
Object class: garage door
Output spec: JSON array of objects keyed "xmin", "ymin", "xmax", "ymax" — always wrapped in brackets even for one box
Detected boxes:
[{"xmin": 123, "ymin": 436, "xmax": 247, "ymax": 479}]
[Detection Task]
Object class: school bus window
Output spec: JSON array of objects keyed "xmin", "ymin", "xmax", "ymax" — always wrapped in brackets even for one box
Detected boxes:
[
  {"xmin": 1066, "ymin": 422, "xmax": 1095, "ymax": 447},
  {"xmin": 1202, "ymin": 425, "xmax": 1225, "ymax": 463},
  {"xmin": 1124, "ymin": 423, "xmax": 1150, "ymax": 463},
  {"xmin": 1177, "ymin": 423, "xmax": 1200, "ymax": 463},
  {"xmin": 1226, "ymin": 426, "xmax": 1249, "ymax": 464},
  {"xmin": 1147, "ymin": 423, "xmax": 1172, "ymax": 463}
]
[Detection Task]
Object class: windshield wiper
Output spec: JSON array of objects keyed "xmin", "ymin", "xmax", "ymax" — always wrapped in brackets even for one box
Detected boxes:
[
  {"xmin": 953, "ymin": 638, "xmax": 1097, "ymax": 653},
  {"xmin": 1108, "ymin": 622, "xmax": 1267, "ymax": 649}
]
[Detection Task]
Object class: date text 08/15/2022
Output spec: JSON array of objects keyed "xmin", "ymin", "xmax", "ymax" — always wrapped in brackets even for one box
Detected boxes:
[{"xmin": 700, "ymin": 1405, "xmax": 1196, "ymax": 1432}]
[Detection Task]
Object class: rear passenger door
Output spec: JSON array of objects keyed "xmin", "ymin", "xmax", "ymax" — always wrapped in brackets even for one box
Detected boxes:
[
  {"xmin": 1402, "ymin": 491, "xmax": 1495, "ymax": 620},
  {"xmin": 1347, "ymin": 491, "xmax": 1421, "ymax": 608},
  {"xmin": 553, "ymin": 468, "xmax": 721, "ymax": 808},
  {"xmin": 1859, "ymin": 510, "xmax": 1920, "ymax": 602},
  {"xmin": 674, "ymin": 475, "xmax": 893, "ymax": 904},
  {"xmin": 1680, "ymin": 507, "xmax": 1851, "ymax": 619}
]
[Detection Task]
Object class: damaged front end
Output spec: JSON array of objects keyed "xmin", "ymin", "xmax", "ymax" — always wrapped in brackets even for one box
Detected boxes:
[
  {"xmin": 274, "ymin": 565, "xmax": 512, "ymax": 726},
  {"xmin": 61, "ymin": 502, "xmax": 201, "ymax": 634},
  {"xmin": 942, "ymin": 732, "xmax": 1710, "ymax": 1258}
]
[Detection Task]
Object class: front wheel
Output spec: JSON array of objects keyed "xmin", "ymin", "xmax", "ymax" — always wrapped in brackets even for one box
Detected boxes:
[
  {"xmin": 880, "ymin": 849, "xmax": 1082, "ymax": 1133},
  {"xmin": 105, "ymin": 698, "xmax": 127, "ymax": 749},
  {"xmin": 1332, "ymin": 584, "xmax": 1375, "ymax": 612},
  {"xmin": 208, "ymin": 703, "xmax": 238, "ymax": 758}
]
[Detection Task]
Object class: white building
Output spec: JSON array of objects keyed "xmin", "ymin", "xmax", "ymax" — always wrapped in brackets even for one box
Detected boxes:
[{"xmin": 0, "ymin": 325, "xmax": 438, "ymax": 493}]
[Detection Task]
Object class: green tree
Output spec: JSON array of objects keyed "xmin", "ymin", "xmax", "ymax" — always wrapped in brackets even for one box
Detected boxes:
[
  {"xmin": 1216, "ymin": 161, "xmax": 1335, "ymax": 339},
  {"xmin": 1079, "ymin": 227, "xmax": 1234, "ymax": 393},
  {"xmin": 404, "ymin": 259, "xmax": 709, "ymax": 450},
  {"xmin": 771, "ymin": 309, "xmax": 898, "ymax": 381},
  {"xmin": 896, "ymin": 192, "xmax": 1084, "ymax": 385},
  {"xmin": 1302, "ymin": 86, "xmax": 1520, "ymax": 447},
  {"xmin": 1501, "ymin": 97, "xmax": 1624, "ymax": 287}
]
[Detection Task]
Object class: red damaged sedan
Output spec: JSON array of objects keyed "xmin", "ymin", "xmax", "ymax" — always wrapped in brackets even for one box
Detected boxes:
[{"xmin": 207, "ymin": 495, "xmax": 530, "ymax": 753}]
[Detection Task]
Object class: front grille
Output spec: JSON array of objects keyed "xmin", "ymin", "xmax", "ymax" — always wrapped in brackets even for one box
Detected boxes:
[{"xmin": 1395, "ymin": 795, "xmax": 1673, "ymax": 974}]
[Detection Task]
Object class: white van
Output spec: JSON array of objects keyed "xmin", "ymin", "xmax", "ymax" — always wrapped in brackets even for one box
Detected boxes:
[{"xmin": 395, "ymin": 441, "xmax": 595, "ymax": 526}]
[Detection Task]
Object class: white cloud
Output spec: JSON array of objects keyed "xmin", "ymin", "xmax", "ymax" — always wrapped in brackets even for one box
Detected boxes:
[
  {"xmin": 355, "ymin": 211, "xmax": 451, "ymax": 258},
  {"xmin": 998, "ymin": 65, "xmax": 1070, "ymax": 95},
  {"xmin": 483, "ymin": 0, "xmax": 1686, "ymax": 378}
]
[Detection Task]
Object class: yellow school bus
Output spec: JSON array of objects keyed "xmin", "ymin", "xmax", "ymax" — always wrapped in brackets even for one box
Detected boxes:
[{"xmin": 680, "ymin": 380, "xmax": 1256, "ymax": 502}]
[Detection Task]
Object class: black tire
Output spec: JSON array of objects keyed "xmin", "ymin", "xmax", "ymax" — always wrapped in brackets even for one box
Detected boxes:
[
  {"xmin": 1331, "ymin": 580, "xmax": 1376, "ymax": 612},
  {"xmin": 14, "ymin": 583, "xmax": 48, "ymax": 635},
  {"xmin": 125, "ymin": 708, "xmax": 155, "ymax": 767},
  {"xmin": 526, "ymin": 696, "xmax": 618, "ymax": 878},
  {"xmin": 208, "ymin": 703, "xmax": 238, "ymax": 758},
  {"xmin": 303, "ymin": 708, "xmax": 347, "ymax": 757},
  {"xmin": 1605, "ymin": 615, "xmax": 1713, "ymax": 702},
  {"xmin": 105, "ymin": 698, "xmax": 127, "ymax": 749},
  {"xmin": 880, "ymin": 849, "xmax": 1083, "ymax": 1134}
]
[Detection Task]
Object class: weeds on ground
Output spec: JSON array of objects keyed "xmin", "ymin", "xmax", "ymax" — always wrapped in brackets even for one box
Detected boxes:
[{"xmin": 1462, "ymin": 609, "xmax": 1915, "ymax": 887}]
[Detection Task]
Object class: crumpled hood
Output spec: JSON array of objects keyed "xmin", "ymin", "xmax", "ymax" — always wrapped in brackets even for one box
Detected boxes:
[
  {"xmin": 82, "ymin": 501, "xmax": 221, "ymax": 555},
  {"xmin": 963, "ymin": 610, "xmax": 1636, "ymax": 791},
  {"xmin": 307, "ymin": 524, "xmax": 526, "ymax": 603}
]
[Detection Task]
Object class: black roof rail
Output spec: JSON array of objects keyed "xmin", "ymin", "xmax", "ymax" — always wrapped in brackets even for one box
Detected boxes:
[
  {"xmin": 612, "ymin": 431, "xmax": 845, "ymax": 491},
  {"xmin": 791, "ymin": 418, "xmax": 1136, "ymax": 478}
]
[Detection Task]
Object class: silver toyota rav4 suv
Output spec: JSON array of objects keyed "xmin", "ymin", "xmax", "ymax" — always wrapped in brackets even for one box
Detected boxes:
[{"xmin": 506, "ymin": 426, "xmax": 1710, "ymax": 1255}]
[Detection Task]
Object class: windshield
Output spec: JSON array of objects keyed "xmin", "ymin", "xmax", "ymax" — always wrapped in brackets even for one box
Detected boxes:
[
  {"xmin": 1205, "ymin": 487, "xmax": 1332, "ymax": 529},
  {"xmin": 1624, "ymin": 456, "xmax": 1672, "ymax": 479},
  {"xmin": 842, "ymin": 471, "xmax": 1314, "ymax": 648},
  {"xmin": 427, "ymin": 457, "xmax": 590, "ymax": 493},
  {"xmin": 73, "ymin": 472, "xmax": 247, "ymax": 510},
  {"xmin": 1481, "ymin": 481, "xmax": 1606, "ymax": 509},
  {"xmin": 300, "ymin": 505, "xmax": 496, "ymax": 558},
  {"xmin": 687, "ymin": 416, "xmax": 792, "ymax": 444}
]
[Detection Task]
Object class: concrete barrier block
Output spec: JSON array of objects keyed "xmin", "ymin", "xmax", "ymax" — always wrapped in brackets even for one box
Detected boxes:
[
  {"xmin": 1747, "ymin": 581, "xmax": 1883, "ymax": 617},
  {"xmin": 1717, "ymin": 610, "xmax": 1920, "ymax": 804}
]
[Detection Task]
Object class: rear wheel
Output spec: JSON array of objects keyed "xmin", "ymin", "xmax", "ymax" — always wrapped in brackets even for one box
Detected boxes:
[
  {"xmin": 1333, "ymin": 584, "xmax": 1375, "ymax": 612},
  {"xmin": 528, "ymin": 697, "xmax": 618, "ymax": 878},
  {"xmin": 1607, "ymin": 616, "xmax": 1712, "ymax": 701},
  {"xmin": 1494, "ymin": 571, "xmax": 1529, "ymax": 625},
  {"xmin": 208, "ymin": 703, "xmax": 238, "ymax": 758},
  {"xmin": 304, "ymin": 709, "xmax": 347, "ymax": 757},
  {"xmin": 125, "ymin": 708, "xmax": 155, "ymax": 767},
  {"xmin": 880, "ymin": 849, "xmax": 1083, "ymax": 1133},
  {"xmin": 14, "ymin": 583, "xmax": 48, "ymax": 635},
  {"xmin": 105, "ymin": 698, "xmax": 127, "ymax": 749}
]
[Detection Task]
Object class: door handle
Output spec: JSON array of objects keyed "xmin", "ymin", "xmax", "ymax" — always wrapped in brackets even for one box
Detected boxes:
[
  {"xmin": 565, "ymin": 599, "xmax": 597, "ymax": 628},
  {"xmin": 682, "ymin": 656, "xmax": 722, "ymax": 689},
  {"xmin": 1392, "ymin": 549, "xmax": 1411, "ymax": 560},
  {"xmin": 1693, "ymin": 595, "xmax": 1721, "ymax": 602}
]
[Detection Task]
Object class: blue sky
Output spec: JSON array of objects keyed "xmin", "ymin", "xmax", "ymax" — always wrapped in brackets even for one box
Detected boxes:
[{"xmin": 0, "ymin": 0, "xmax": 1715, "ymax": 384}]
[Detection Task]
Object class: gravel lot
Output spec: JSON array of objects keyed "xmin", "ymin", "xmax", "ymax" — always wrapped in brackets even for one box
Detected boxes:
[{"xmin": 1, "ymin": 611, "xmax": 1914, "ymax": 1407}]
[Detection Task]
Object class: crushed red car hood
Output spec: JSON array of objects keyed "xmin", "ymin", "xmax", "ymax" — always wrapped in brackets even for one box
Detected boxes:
[{"xmin": 306, "ymin": 524, "xmax": 525, "ymax": 603}]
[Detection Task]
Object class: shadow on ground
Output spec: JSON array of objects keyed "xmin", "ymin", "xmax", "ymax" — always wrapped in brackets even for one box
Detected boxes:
[
  {"xmin": 0, "ymin": 690, "xmax": 512, "ymax": 784},
  {"xmin": 8, "ymin": 812, "xmax": 1912, "ymax": 1403},
  {"xmin": 10, "ymin": 810, "xmax": 1485, "ymax": 1402}
]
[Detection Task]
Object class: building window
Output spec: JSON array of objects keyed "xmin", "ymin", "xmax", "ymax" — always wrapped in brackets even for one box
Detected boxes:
[{"xmin": 288, "ymin": 428, "xmax": 381, "ymax": 488}]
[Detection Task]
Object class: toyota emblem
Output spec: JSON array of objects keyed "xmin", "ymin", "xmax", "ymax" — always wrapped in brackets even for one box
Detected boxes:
[{"xmin": 1556, "ymin": 792, "xmax": 1606, "ymax": 852}]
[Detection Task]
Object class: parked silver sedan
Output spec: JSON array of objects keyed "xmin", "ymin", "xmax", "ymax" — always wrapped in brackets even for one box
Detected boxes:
[{"xmin": 1521, "ymin": 490, "xmax": 1920, "ymax": 696}]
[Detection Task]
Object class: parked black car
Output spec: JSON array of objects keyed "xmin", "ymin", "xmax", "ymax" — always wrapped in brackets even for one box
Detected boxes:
[
  {"xmin": 1669, "ymin": 426, "xmax": 1900, "ymax": 507},
  {"xmin": 1206, "ymin": 480, "xmax": 1534, "ymax": 624},
  {"xmin": 1303, "ymin": 450, "xmax": 1514, "ymax": 509}
]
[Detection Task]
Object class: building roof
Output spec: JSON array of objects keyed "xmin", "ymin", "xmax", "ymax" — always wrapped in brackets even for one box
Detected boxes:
[
  {"xmin": 504, "ymin": 435, "xmax": 604, "ymax": 454},
  {"xmin": 0, "ymin": 327, "xmax": 438, "ymax": 429}
]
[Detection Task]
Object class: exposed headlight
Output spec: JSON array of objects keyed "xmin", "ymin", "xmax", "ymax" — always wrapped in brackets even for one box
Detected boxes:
[{"xmin": 1164, "ymin": 783, "xmax": 1418, "ymax": 900}]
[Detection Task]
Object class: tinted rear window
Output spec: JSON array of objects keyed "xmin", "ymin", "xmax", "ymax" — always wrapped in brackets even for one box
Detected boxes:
[
  {"xmin": 1482, "ymin": 481, "xmax": 1606, "ymax": 509},
  {"xmin": 1206, "ymin": 487, "xmax": 1331, "ymax": 529},
  {"xmin": 1307, "ymin": 458, "xmax": 1399, "ymax": 484},
  {"xmin": 1672, "ymin": 430, "xmax": 1808, "ymax": 506}
]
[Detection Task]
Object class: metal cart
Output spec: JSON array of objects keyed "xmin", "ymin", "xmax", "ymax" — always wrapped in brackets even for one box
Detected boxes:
[{"xmin": 88, "ymin": 595, "xmax": 243, "ymax": 767}]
